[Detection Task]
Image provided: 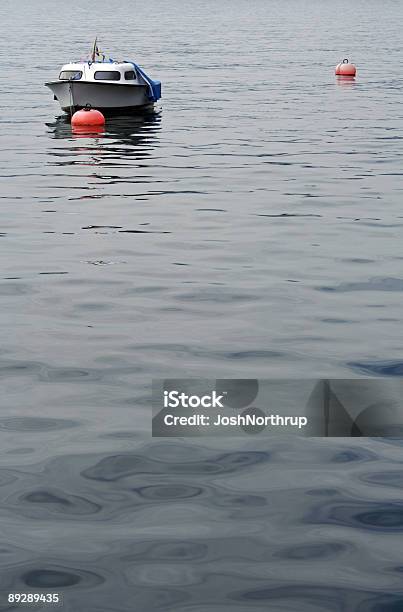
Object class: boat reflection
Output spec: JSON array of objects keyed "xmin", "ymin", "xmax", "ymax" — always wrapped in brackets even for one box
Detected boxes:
[{"xmin": 46, "ymin": 109, "xmax": 162, "ymax": 163}]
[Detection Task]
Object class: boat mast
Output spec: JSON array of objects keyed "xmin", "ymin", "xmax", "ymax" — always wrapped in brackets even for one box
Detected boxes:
[{"xmin": 91, "ymin": 37, "xmax": 98, "ymax": 62}]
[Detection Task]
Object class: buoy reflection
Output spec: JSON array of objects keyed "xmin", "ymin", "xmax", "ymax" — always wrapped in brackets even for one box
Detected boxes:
[
  {"xmin": 335, "ymin": 75, "xmax": 356, "ymax": 87},
  {"xmin": 71, "ymin": 125, "xmax": 105, "ymax": 138}
]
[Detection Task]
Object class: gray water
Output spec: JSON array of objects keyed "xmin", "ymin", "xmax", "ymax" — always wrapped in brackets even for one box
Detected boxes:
[{"xmin": 1, "ymin": 0, "xmax": 403, "ymax": 609}]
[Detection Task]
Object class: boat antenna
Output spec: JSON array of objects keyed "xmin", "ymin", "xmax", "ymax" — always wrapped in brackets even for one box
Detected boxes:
[{"xmin": 91, "ymin": 37, "xmax": 98, "ymax": 62}]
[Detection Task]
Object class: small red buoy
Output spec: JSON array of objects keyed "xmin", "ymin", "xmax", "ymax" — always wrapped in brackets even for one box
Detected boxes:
[
  {"xmin": 335, "ymin": 59, "xmax": 356, "ymax": 77},
  {"xmin": 71, "ymin": 105, "xmax": 105, "ymax": 127}
]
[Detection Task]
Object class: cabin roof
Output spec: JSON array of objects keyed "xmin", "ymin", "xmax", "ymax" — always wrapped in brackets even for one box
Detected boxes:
[{"xmin": 61, "ymin": 61, "xmax": 134, "ymax": 70}]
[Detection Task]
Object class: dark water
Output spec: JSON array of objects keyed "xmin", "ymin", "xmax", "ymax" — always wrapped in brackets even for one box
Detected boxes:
[{"xmin": 1, "ymin": 0, "xmax": 403, "ymax": 609}]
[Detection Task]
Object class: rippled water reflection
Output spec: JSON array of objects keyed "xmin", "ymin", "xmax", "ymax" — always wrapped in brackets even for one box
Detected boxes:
[{"xmin": 2, "ymin": 0, "xmax": 403, "ymax": 609}]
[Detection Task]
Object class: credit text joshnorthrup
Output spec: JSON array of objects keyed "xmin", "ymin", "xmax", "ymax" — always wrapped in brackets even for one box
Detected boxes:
[{"xmin": 162, "ymin": 391, "xmax": 308, "ymax": 429}]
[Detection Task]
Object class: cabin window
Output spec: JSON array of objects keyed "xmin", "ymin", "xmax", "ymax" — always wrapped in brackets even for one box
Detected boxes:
[
  {"xmin": 124, "ymin": 70, "xmax": 136, "ymax": 80},
  {"xmin": 59, "ymin": 70, "xmax": 82, "ymax": 80},
  {"xmin": 94, "ymin": 71, "xmax": 121, "ymax": 81}
]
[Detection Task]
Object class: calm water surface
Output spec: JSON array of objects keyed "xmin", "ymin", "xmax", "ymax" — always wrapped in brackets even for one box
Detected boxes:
[{"xmin": 1, "ymin": 0, "xmax": 403, "ymax": 610}]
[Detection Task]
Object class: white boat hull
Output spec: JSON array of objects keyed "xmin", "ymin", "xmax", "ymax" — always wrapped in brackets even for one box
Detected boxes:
[{"xmin": 46, "ymin": 81, "xmax": 153, "ymax": 114}]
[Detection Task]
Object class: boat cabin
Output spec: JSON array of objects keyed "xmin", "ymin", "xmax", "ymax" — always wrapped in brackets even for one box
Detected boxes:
[{"xmin": 58, "ymin": 62, "xmax": 139, "ymax": 84}]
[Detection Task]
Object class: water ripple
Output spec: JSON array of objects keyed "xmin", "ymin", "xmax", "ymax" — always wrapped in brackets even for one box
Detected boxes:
[
  {"xmin": 307, "ymin": 500, "xmax": 403, "ymax": 532},
  {"xmin": 82, "ymin": 450, "xmax": 271, "ymax": 481}
]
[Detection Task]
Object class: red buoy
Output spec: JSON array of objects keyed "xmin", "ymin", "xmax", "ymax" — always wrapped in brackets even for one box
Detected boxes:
[
  {"xmin": 335, "ymin": 59, "xmax": 356, "ymax": 77},
  {"xmin": 71, "ymin": 105, "xmax": 105, "ymax": 127}
]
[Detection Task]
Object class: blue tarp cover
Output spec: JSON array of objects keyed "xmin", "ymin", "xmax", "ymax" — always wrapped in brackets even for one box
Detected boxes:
[{"xmin": 129, "ymin": 62, "xmax": 161, "ymax": 102}]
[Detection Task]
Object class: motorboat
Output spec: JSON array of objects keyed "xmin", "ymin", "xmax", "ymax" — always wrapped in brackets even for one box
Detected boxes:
[{"xmin": 45, "ymin": 40, "xmax": 161, "ymax": 114}]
